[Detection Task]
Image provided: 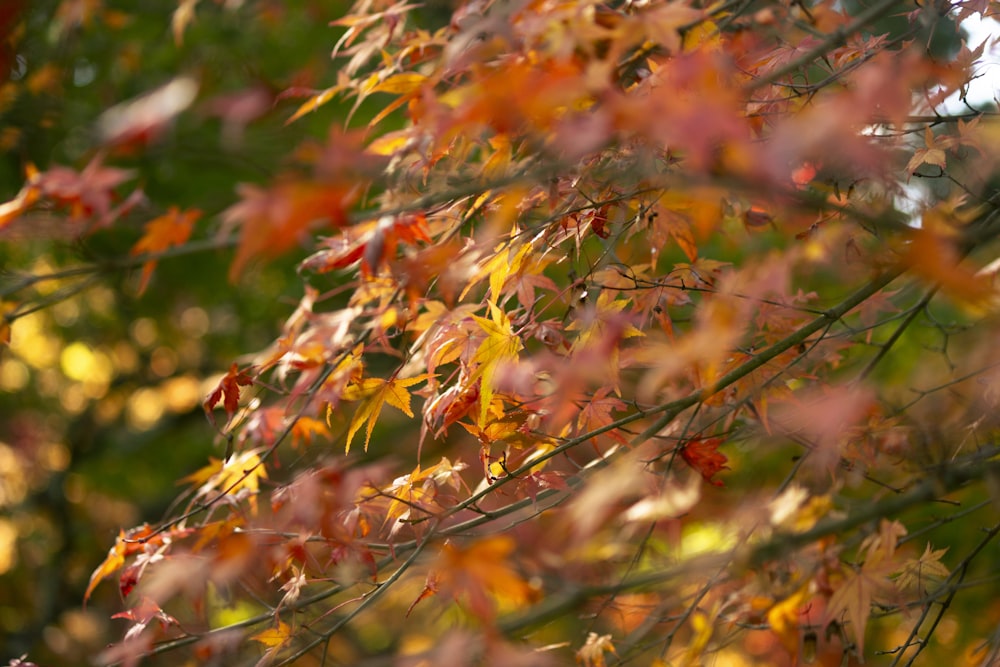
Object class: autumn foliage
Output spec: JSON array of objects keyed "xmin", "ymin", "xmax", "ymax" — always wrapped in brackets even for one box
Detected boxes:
[{"xmin": 5, "ymin": 0, "xmax": 1000, "ymax": 665}]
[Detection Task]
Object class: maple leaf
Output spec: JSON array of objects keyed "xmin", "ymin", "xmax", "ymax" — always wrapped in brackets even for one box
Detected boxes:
[
  {"xmin": 203, "ymin": 363, "xmax": 254, "ymax": 425},
  {"xmin": 414, "ymin": 535, "xmax": 534, "ymax": 621},
  {"xmin": 825, "ymin": 565, "xmax": 896, "ymax": 656},
  {"xmin": 576, "ymin": 632, "xmax": 617, "ymax": 667},
  {"xmin": 766, "ymin": 587, "xmax": 810, "ymax": 655},
  {"xmin": 301, "ymin": 213, "xmax": 430, "ymax": 278},
  {"xmin": 651, "ymin": 207, "xmax": 698, "ymax": 262},
  {"xmin": 461, "ymin": 240, "xmax": 533, "ymax": 302},
  {"xmin": 905, "ymin": 126, "xmax": 948, "ymax": 178},
  {"xmin": 382, "ymin": 457, "xmax": 468, "ymax": 534},
  {"xmin": 470, "ymin": 301, "xmax": 522, "ymax": 427},
  {"xmin": 518, "ymin": 469, "xmax": 571, "ymax": 504},
  {"xmin": 571, "ymin": 386, "xmax": 629, "ymax": 445},
  {"xmin": 902, "ymin": 226, "xmax": 996, "ymax": 313},
  {"xmin": 4, "ymin": 157, "xmax": 140, "ymax": 230},
  {"xmin": 670, "ymin": 258, "xmax": 730, "ymax": 287},
  {"xmin": 679, "ymin": 437, "xmax": 729, "ymax": 486},
  {"xmin": 423, "ymin": 380, "xmax": 481, "ymax": 439},
  {"xmin": 286, "ymin": 81, "xmax": 349, "ymax": 125},
  {"xmin": 343, "ymin": 373, "xmax": 430, "ymax": 453},
  {"xmin": 130, "ymin": 206, "xmax": 200, "ymax": 294},
  {"xmin": 826, "ymin": 520, "xmax": 906, "ymax": 656},
  {"xmin": 222, "ymin": 180, "xmax": 356, "ymax": 281},
  {"xmin": 84, "ymin": 524, "xmax": 195, "ymax": 603},
  {"xmin": 421, "ymin": 304, "xmax": 481, "ymax": 376},
  {"xmin": 251, "ymin": 620, "xmax": 292, "ymax": 649},
  {"xmin": 0, "ymin": 164, "xmax": 40, "ymax": 231},
  {"xmin": 112, "ymin": 596, "xmax": 180, "ymax": 641},
  {"xmin": 290, "ymin": 416, "xmax": 330, "ymax": 449},
  {"xmin": 85, "ymin": 524, "xmax": 155, "ymax": 603},
  {"xmin": 894, "ymin": 544, "xmax": 949, "ymax": 592},
  {"xmin": 182, "ymin": 449, "xmax": 268, "ymax": 513}
]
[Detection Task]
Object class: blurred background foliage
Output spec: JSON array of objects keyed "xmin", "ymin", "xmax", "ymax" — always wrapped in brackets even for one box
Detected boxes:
[{"xmin": 0, "ymin": 1, "xmax": 353, "ymax": 662}]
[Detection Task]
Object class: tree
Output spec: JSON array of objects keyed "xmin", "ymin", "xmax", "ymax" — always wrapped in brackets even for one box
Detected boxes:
[{"xmin": 3, "ymin": 0, "xmax": 1000, "ymax": 665}]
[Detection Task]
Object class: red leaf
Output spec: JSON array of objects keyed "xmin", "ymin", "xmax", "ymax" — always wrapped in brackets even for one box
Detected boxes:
[
  {"xmin": 14, "ymin": 156, "xmax": 140, "ymax": 228},
  {"xmin": 119, "ymin": 562, "xmax": 140, "ymax": 598},
  {"xmin": 301, "ymin": 212, "xmax": 430, "ymax": 278},
  {"xmin": 204, "ymin": 363, "xmax": 254, "ymax": 424},
  {"xmin": 85, "ymin": 525, "xmax": 151, "ymax": 603},
  {"xmin": 111, "ymin": 596, "xmax": 179, "ymax": 636},
  {"xmin": 679, "ymin": 437, "xmax": 728, "ymax": 486}
]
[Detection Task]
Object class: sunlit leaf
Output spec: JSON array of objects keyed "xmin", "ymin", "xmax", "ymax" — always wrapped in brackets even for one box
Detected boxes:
[
  {"xmin": 203, "ymin": 362, "xmax": 254, "ymax": 424},
  {"xmin": 470, "ymin": 302, "xmax": 522, "ymax": 427},
  {"xmin": 251, "ymin": 621, "xmax": 292, "ymax": 649},
  {"xmin": 130, "ymin": 206, "xmax": 200, "ymax": 294},
  {"xmin": 343, "ymin": 373, "xmax": 430, "ymax": 453},
  {"xmin": 223, "ymin": 181, "xmax": 356, "ymax": 281}
]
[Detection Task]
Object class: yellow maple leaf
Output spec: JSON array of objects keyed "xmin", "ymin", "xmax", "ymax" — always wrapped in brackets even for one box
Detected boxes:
[
  {"xmin": 343, "ymin": 373, "xmax": 430, "ymax": 452},
  {"xmin": 181, "ymin": 449, "xmax": 267, "ymax": 513},
  {"xmin": 766, "ymin": 586, "xmax": 809, "ymax": 655},
  {"xmin": 251, "ymin": 620, "xmax": 291, "ymax": 648},
  {"xmin": 470, "ymin": 301, "xmax": 522, "ymax": 427}
]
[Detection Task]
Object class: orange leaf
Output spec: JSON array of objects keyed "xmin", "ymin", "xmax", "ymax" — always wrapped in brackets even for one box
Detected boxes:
[
  {"xmin": 130, "ymin": 206, "xmax": 200, "ymax": 294},
  {"xmin": 0, "ymin": 164, "xmax": 40, "ymax": 231},
  {"xmin": 301, "ymin": 213, "xmax": 429, "ymax": 278},
  {"xmin": 905, "ymin": 126, "xmax": 948, "ymax": 177},
  {"xmin": 223, "ymin": 180, "xmax": 356, "ymax": 281},
  {"xmin": 903, "ymin": 227, "xmax": 996, "ymax": 312},
  {"xmin": 766, "ymin": 587, "xmax": 810, "ymax": 654},
  {"xmin": 416, "ymin": 535, "xmax": 533, "ymax": 621},
  {"xmin": 86, "ymin": 530, "xmax": 128, "ymax": 604},
  {"xmin": 0, "ymin": 301, "xmax": 15, "ymax": 348},
  {"xmin": 290, "ymin": 416, "xmax": 329, "ymax": 449},
  {"xmin": 85, "ymin": 524, "xmax": 156, "ymax": 603},
  {"xmin": 1, "ymin": 159, "xmax": 140, "ymax": 231},
  {"xmin": 252, "ymin": 620, "xmax": 292, "ymax": 648},
  {"xmin": 825, "ymin": 520, "xmax": 905, "ymax": 655},
  {"xmin": 679, "ymin": 437, "xmax": 728, "ymax": 486}
]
